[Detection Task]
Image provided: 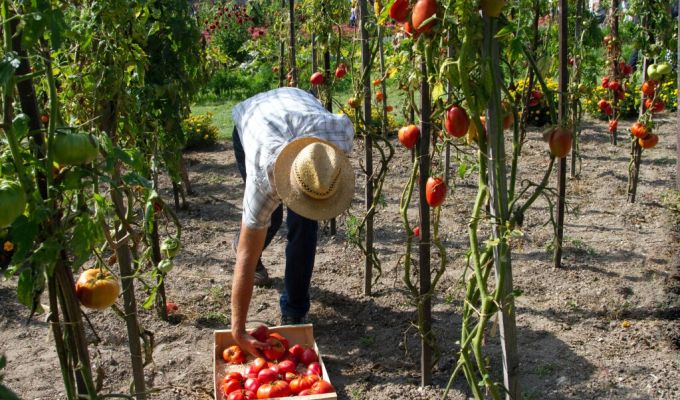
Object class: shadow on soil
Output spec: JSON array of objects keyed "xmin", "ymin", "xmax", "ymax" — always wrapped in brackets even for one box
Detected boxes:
[{"xmin": 307, "ymin": 284, "xmax": 597, "ymax": 399}]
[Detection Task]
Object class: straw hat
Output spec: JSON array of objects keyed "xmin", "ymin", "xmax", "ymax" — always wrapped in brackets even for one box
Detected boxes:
[{"xmin": 274, "ymin": 137, "xmax": 355, "ymax": 221}]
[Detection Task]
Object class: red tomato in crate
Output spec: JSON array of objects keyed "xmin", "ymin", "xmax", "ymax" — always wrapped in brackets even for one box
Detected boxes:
[
  {"xmin": 300, "ymin": 348, "xmax": 318, "ymax": 366},
  {"xmin": 227, "ymin": 390, "xmax": 255, "ymax": 400},
  {"xmin": 244, "ymin": 377, "xmax": 261, "ymax": 392},
  {"xmin": 223, "ymin": 345, "xmax": 246, "ymax": 364},
  {"xmin": 256, "ymin": 380, "xmax": 291, "ymax": 399},
  {"xmin": 306, "ymin": 362, "xmax": 322, "ymax": 377},
  {"xmin": 310, "ymin": 380, "xmax": 335, "ymax": 394},
  {"xmin": 257, "ymin": 368, "xmax": 277, "ymax": 384},
  {"xmin": 263, "ymin": 337, "xmax": 286, "ymax": 361}
]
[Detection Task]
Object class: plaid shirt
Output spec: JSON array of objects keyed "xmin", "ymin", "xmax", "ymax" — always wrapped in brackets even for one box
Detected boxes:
[{"xmin": 232, "ymin": 87, "xmax": 355, "ymax": 229}]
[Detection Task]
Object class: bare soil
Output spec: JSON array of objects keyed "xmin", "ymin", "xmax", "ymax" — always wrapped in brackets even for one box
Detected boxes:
[{"xmin": 2, "ymin": 116, "xmax": 679, "ymax": 400}]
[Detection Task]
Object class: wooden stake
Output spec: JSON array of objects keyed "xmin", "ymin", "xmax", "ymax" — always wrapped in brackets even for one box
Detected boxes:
[
  {"xmin": 359, "ymin": 0, "xmax": 373, "ymax": 296},
  {"xmin": 554, "ymin": 0, "xmax": 569, "ymax": 269},
  {"xmin": 418, "ymin": 54, "xmax": 432, "ymax": 388}
]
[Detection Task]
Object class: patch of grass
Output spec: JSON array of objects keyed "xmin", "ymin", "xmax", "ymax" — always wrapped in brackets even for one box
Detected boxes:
[
  {"xmin": 196, "ymin": 311, "xmax": 228, "ymax": 328},
  {"xmin": 349, "ymin": 387, "xmax": 364, "ymax": 400},
  {"xmin": 661, "ymin": 189, "xmax": 680, "ymax": 215},
  {"xmin": 191, "ymin": 100, "xmax": 239, "ymax": 140},
  {"xmin": 209, "ymin": 285, "xmax": 225, "ymax": 303},
  {"xmin": 359, "ymin": 336, "xmax": 375, "ymax": 347},
  {"xmin": 534, "ymin": 363, "xmax": 557, "ymax": 378}
]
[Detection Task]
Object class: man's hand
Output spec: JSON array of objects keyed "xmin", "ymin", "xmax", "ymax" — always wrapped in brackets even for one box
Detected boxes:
[{"xmin": 232, "ymin": 328, "xmax": 268, "ymax": 358}]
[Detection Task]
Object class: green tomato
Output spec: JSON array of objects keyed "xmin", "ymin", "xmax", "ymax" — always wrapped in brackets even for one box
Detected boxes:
[
  {"xmin": 157, "ymin": 259, "xmax": 174, "ymax": 273},
  {"xmin": 52, "ymin": 132, "xmax": 99, "ymax": 166},
  {"xmin": 657, "ymin": 62, "xmax": 672, "ymax": 75},
  {"xmin": 0, "ymin": 180, "xmax": 26, "ymax": 228},
  {"xmin": 160, "ymin": 237, "xmax": 181, "ymax": 258},
  {"xmin": 647, "ymin": 64, "xmax": 662, "ymax": 81}
]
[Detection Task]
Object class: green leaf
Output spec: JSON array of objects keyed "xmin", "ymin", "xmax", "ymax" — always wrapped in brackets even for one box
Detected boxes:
[
  {"xmin": 495, "ymin": 24, "xmax": 515, "ymax": 41},
  {"xmin": 70, "ymin": 216, "xmax": 103, "ymax": 269},
  {"xmin": 8, "ymin": 216, "xmax": 38, "ymax": 265},
  {"xmin": 458, "ymin": 163, "xmax": 468, "ymax": 180},
  {"xmin": 47, "ymin": 8, "xmax": 67, "ymax": 50},
  {"xmin": 122, "ymin": 172, "xmax": 151, "ymax": 189},
  {"xmin": 142, "ymin": 288, "xmax": 157, "ymax": 309}
]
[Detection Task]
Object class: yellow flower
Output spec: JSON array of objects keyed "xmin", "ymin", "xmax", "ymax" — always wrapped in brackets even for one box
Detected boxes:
[{"xmin": 3, "ymin": 241, "xmax": 14, "ymax": 252}]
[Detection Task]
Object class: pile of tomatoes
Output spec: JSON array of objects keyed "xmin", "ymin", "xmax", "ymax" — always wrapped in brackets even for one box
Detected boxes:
[{"xmin": 220, "ymin": 326, "xmax": 335, "ymax": 399}]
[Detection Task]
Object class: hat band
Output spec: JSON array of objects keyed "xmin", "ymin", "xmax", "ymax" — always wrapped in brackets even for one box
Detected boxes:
[{"xmin": 293, "ymin": 164, "xmax": 340, "ymax": 200}]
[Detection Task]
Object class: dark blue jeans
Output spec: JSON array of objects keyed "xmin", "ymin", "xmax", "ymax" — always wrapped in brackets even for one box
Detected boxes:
[{"xmin": 233, "ymin": 128, "xmax": 318, "ymax": 319}]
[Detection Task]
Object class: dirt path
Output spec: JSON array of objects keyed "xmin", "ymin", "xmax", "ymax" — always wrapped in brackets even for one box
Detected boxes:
[{"xmin": 1, "ymin": 116, "xmax": 679, "ymax": 399}]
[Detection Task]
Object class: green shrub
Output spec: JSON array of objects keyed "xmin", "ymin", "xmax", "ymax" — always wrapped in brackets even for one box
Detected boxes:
[{"xmin": 183, "ymin": 113, "xmax": 219, "ymax": 149}]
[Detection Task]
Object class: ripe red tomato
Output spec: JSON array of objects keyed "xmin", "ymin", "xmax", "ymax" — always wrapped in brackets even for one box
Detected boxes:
[
  {"xmin": 298, "ymin": 389, "xmax": 313, "ymax": 395},
  {"xmin": 389, "ymin": 0, "xmax": 410, "ymax": 23},
  {"xmin": 290, "ymin": 374, "xmax": 319, "ymax": 394},
  {"xmin": 385, "ymin": 105, "xmax": 394, "ymax": 112},
  {"xmin": 221, "ymin": 379, "xmax": 244, "ymax": 396},
  {"xmin": 641, "ymin": 80, "xmax": 656, "ymax": 97},
  {"xmin": 601, "ymin": 76, "xmax": 610, "ymax": 89},
  {"xmin": 639, "ymin": 133, "xmax": 658, "ymax": 149},
  {"xmin": 425, "ymin": 177, "xmax": 447, "ymax": 207},
  {"xmin": 644, "ymin": 98, "xmax": 665, "ymax": 113},
  {"xmin": 277, "ymin": 360, "xmax": 297, "ymax": 375},
  {"xmin": 335, "ymin": 64, "xmax": 347, "ymax": 78},
  {"xmin": 547, "ymin": 127, "xmax": 573, "ymax": 158},
  {"xmin": 40, "ymin": 114, "xmax": 49, "ymax": 124},
  {"xmin": 227, "ymin": 389, "xmax": 255, "ymax": 400},
  {"xmin": 608, "ymin": 80, "xmax": 620, "ymax": 91},
  {"xmin": 288, "ymin": 343, "xmax": 303, "ymax": 357},
  {"xmin": 165, "ymin": 301, "xmax": 178, "ymax": 313},
  {"xmin": 372, "ymin": 78, "xmax": 382, "ymax": 86},
  {"xmin": 284, "ymin": 372, "xmax": 297, "ymax": 383},
  {"xmin": 630, "ymin": 122, "xmax": 648, "ymax": 139},
  {"xmin": 263, "ymin": 337, "xmax": 285, "ymax": 361},
  {"xmin": 309, "ymin": 72, "xmax": 325, "ymax": 85},
  {"xmin": 244, "ymin": 377, "xmax": 261, "ymax": 392},
  {"xmin": 225, "ymin": 372, "xmax": 244, "ymax": 383},
  {"xmin": 403, "ymin": 21, "xmax": 414, "ymax": 36},
  {"xmin": 310, "ymin": 380, "xmax": 335, "ymax": 394},
  {"xmin": 608, "ymin": 119, "xmax": 618, "ymax": 133},
  {"xmin": 444, "ymin": 106, "xmax": 470, "ymax": 138},
  {"xmin": 249, "ymin": 325, "xmax": 269, "ymax": 342},
  {"xmin": 223, "ymin": 345, "xmax": 246, "ymax": 364},
  {"xmin": 413, "ymin": 226, "xmax": 420, "ymax": 237},
  {"xmin": 257, "ymin": 368, "xmax": 277, "ymax": 384},
  {"xmin": 398, "ymin": 125, "xmax": 420, "ymax": 149},
  {"xmin": 375, "ymin": 91, "xmax": 384, "ymax": 102},
  {"xmin": 267, "ymin": 332, "xmax": 289, "ymax": 350},
  {"xmin": 347, "ymin": 97, "xmax": 360, "ymax": 108},
  {"xmin": 256, "ymin": 380, "xmax": 291, "ymax": 399},
  {"xmin": 75, "ymin": 269, "xmax": 121, "ymax": 310},
  {"xmin": 412, "ymin": 0, "xmax": 437, "ymax": 33},
  {"xmin": 306, "ymin": 362, "xmax": 322, "ymax": 377},
  {"xmin": 300, "ymin": 348, "xmax": 318, "ymax": 366}
]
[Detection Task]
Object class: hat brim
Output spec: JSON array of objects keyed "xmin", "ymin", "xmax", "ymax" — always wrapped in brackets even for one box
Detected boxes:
[{"xmin": 274, "ymin": 137, "xmax": 355, "ymax": 221}]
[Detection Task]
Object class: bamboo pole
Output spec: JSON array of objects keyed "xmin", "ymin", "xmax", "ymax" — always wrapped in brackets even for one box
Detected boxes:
[{"xmin": 288, "ymin": 0, "xmax": 297, "ymax": 86}]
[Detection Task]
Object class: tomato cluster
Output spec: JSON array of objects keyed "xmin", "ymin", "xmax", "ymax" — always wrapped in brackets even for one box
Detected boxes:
[{"xmin": 220, "ymin": 327, "xmax": 335, "ymax": 399}]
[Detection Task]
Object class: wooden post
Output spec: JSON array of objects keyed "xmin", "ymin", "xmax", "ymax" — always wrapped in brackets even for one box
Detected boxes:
[
  {"xmin": 445, "ymin": 30, "xmax": 453, "ymax": 185},
  {"xmin": 323, "ymin": 47, "xmax": 337, "ymax": 235},
  {"xmin": 628, "ymin": 55, "xmax": 648, "ymax": 203},
  {"xmin": 278, "ymin": 0, "xmax": 286, "ymax": 87},
  {"xmin": 609, "ymin": 0, "xmax": 620, "ymax": 145},
  {"xmin": 288, "ymin": 0, "xmax": 297, "ymax": 86},
  {"xmin": 359, "ymin": 0, "xmax": 373, "ymax": 296},
  {"xmin": 571, "ymin": 0, "xmax": 584, "ymax": 178},
  {"xmin": 554, "ymin": 0, "xmax": 568, "ymax": 269},
  {"xmin": 677, "ymin": 0, "xmax": 680, "ymax": 190},
  {"xmin": 378, "ymin": 26, "xmax": 388, "ymax": 137},
  {"xmin": 418, "ymin": 55, "xmax": 432, "ymax": 388},
  {"xmin": 484, "ymin": 15, "xmax": 520, "ymax": 399}
]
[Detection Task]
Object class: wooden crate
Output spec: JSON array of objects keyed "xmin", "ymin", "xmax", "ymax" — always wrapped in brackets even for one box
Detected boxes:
[{"xmin": 214, "ymin": 324, "xmax": 336, "ymax": 400}]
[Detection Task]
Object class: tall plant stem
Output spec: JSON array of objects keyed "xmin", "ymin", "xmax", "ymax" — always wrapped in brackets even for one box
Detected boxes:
[{"xmin": 484, "ymin": 15, "xmax": 520, "ymax": 399}]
